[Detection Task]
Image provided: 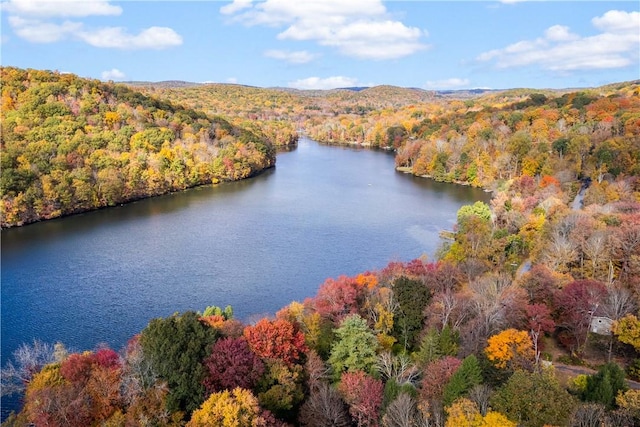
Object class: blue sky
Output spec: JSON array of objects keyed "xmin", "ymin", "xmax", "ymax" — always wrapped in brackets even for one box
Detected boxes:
[{"xmin": 1, "ymin": 0, "xmax": 638, "ymax": 90}]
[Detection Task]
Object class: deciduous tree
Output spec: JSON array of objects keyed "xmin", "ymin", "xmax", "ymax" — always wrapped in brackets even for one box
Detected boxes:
[
  {"xmin": 419, "ymin": 356, "xmax": 461, "ymax": 403},
  {"xmin": 299, "ymin": 383, "xmax": 351, "ymax": 427},
  {"xmin": 329, "ymin": 314, "xmax": 379, "ymax": 379},
  {"xmin": 485, "ymin": 329, "xmax": 534, "ymax": 370},
  {"xmin": 338, "ymin": 370, "xmax": 384, "ymax": 427},
  {"xmin": 612, "ymin": 314, "xmax": 640, "ymax": 351},
  {"xmin": 310, "ymin": 275, "xmax": 361, "ymax": 324},
  {"xmin": 491, "ymin": 369, "xmax": 576, "ymax": 427},
  {"xmin": 257, "ymin": 359, "xmax": 305, "ymax": 418},
  {"xmin": 187, "ymin": 387, "xmax": 263, "ymax": 427},
  {"xmin": 244, "ymin": 318, "xmax": 308, "ymax": 366},
  {"xmin": 203, "ymin": 337, "xmax": 264, "ymax": 394},
  {"xmin": 555, "ymin": 279, "xmax": 608, "ymax": 352}
]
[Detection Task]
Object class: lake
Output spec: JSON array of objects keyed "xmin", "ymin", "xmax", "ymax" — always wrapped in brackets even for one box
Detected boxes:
[{"xmin": 1, "ymin": 138, "xmax": 488, "ymax": 418}]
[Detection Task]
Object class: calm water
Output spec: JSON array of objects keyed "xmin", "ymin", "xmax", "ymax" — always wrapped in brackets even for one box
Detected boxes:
[{"xmin": 1, "ymin": 139, "xmax": 488, "ymax": 417}]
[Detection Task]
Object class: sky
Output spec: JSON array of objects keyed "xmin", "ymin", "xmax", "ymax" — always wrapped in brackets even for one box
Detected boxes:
[{"xmin": 1, "ymin": 0, "xmax": 638, "ymax": 90}]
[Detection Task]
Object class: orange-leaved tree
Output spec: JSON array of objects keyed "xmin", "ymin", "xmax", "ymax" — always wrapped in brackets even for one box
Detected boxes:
[
  {"xmin": 243, "ymin": 318, "xmax": 307, "ymax": 366},
  {"xmin": 485, "ymin": 329, "xmax": 534, "ymax": 369}
]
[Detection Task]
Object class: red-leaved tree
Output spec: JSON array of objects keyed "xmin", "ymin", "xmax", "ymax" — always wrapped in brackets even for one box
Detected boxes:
[
  {"xmin": 555, "ymin": 279, "xmax": 608, "ymax": 352},
  {"xmin": 203, "ymin": 337, "xmax": 264, "ymax": 394},
  {"xmin": 419, "ymin": 356, "xmax": 462, "ymax": 403},
  {"xmin": 310, "ymin": 276, "xmax": 361, "ymax": 323},
  {"xmin": 244, "ymin": 318, "xmax": 308, "ymax": 366},
  {"xmin": 337, "ymin": 370, "xmax": 384, "ymax": 427}
]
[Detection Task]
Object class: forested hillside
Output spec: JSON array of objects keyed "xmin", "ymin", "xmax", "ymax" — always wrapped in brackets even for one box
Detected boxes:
[
  {"xmin": 133, "ymin": 83, "xmax": 303, "ymax": 148},
  {"xmin": 0, "ymin": 67, "xmax": 276, "ymax": 228}
]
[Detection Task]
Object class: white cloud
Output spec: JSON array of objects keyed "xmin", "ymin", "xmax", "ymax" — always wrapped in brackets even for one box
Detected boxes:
[
  {"xmin": 226, "ymin": 77, "xmax": 238, "ymax": 83},
  {"xmin": 2, "ymin": 0, "xmax": 122, "ymax": 17},
  {"xmin": 220, "ymin": 0, "xmax": 253, "ymax": 15},
  {"xmin": 101, "ymin": 68, "xmax": 125, "ymax": 80},
  {"xmin": 8, "ymin": 16, "xmax": 81, "ymax": 43},
  {"xmin": 425, "ymin": 78, "xmax": 470, "ymax": 90},
  {"xmin": 222, "ymin": 0, "xmax": 427, "ymax": 60},
  {"xmin": 264, "ymin": 49, "xmax": 316, "ymax": 64},
  {"xmin": 79, "ymin": 26, "xmax": 182, "ymax": 49},
  {"xmin": 592, "ymin": 9, "xmax": 640, "ymax": 33},
  {"xmin": 544, "ymin": 25, "xmax": 578, "ymax": 42},
  {"xmin": 477, "ymin": 10, "xmax": 640, "ymax": 72},
  {"xmin": 5, "ymin": 0, "xmax": 182, "ymax": 49},
  {"xmin": 288, "ymin": 76, "xmax": 359, "ymax": 90}
]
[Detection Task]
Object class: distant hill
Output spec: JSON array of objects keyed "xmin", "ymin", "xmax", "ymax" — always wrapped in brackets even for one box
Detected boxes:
[{"xmin": 123, "ymin": 80, "xmax": 204, "ymax": 88}]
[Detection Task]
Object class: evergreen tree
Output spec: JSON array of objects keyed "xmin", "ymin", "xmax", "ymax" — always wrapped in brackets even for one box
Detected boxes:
[
  {"xmin": 439, "ymin": 325, "xmax": 460, "ymax": 357},
  {"xmin": 414, "ymin": 328, "xmax": 440, "ymax": 365},
  {"xmin": 139, "ymin": 311, "xmax": 218, "ymax": 415},
  {"xmin": 392, "ymin": 276, "xmax": 430, "ymax": 351},
  {"xmin": 442, "ymin": 354, "xmax": 482, "ymax": 406},
  {"xmin": 583, "ymin": 362, "xmax": 628, "ymax": 409},
  {"xmin": 413, "ymin": 326, "xmax": 459, "ymax": 366}
]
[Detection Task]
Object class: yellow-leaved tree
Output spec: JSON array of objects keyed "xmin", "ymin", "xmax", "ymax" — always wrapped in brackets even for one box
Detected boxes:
[
  {"xmin": 445, "ymin": 398, "xmax": 516, "ymax": 427},
  {"xmin": 612, "ymin": 314, "xmax": 640, "ymax": 351},
  {"xmin": 485, "ymin": 329, "xmax": 534, "ymax": 369},
  {"xmin": 187, "ymin": 388, "xmax": 263, "ymax": 427}
]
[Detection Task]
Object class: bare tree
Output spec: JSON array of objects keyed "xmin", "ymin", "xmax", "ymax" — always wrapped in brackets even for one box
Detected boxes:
[
  {"xmin": 544, "ymin": 233, "xmax": 578, "ymax": 273},
  {"xmin": 571, "ymin": 403, "xmax": 606, "ymax": 427},
  {"xmin": 603, "ymin": 285, "xmax": 636, "ymax": 321},
  {"xmin": 305, "ymin": 350, "xmax": 331, "ymax": 393},
  {"xmin": 428, "ymin": 290, "xmax": 472, "ymax": 331},
  {"xmin": 376, "ymin": 352, "xmax": 420, "ymax": 386},
  {"xmin": 611, "ymin": 219, "xmax": 640, "ymax": 283},
  {"xmin": 468, "ymin": 384, "xmax": 492, "ymax": 416},
  {"xmin": 470, "ymin": 273, "xmax": 526, "ymax": 336},
  {"xmin": 120, "ymin": 337, "xmax": 162, "ymax": 406},
  {"xmin": 299, "ymin": 383, "xmax": 351, "ymax": 427},
  {"xmin": 382, "ymin": 393, "xmax": 419, "ymax": 427},
  {"xmin": 1, "ymin": 340, "xmax": 55, "ymax": 397},
  {"xmin": 583, "ymin": 230, "xmax": 610, "ymax": 281}
]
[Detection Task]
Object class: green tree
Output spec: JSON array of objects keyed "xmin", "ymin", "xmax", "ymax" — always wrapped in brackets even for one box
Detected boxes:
[
  {"xmin": 443, "ymin": 354, "xmax": 482, "ymax": 407},
  {"xmin": 392, "ymin": 276, "xmax": 431, "ymax": 351},
  {"xmin": 139, "ymin": 311, "xmax": 218, "ymax": 415},
  {"xmin": 329, "ymin": 315, "xmax": 379, "ymax": 379},
  {"xmin": 491, "ymin": 369, "xmax": 577, "ymax": 427},
  {"xmin": 583, "ymin": 362, "xmax": 628, "ymax": 409},
  {"xmin": 256, "ymin": 360, "xmax": 305, "ymax": 419},
  {"xmin": 457, "ymin": 201, "xmax": 492, "ymax": 229},
  {"xmin": 202, "ymin": 304, "xmax": 234, "ymax": 319},
  {"xmin": 413, "ymin": 326, "xmax": 459, "ymax": 366}
]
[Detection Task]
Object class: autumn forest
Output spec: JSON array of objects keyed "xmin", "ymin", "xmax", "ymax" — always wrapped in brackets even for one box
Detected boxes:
[{"xmin": 2, "ymin": 67, "xmax": 640, "ymax": 426}]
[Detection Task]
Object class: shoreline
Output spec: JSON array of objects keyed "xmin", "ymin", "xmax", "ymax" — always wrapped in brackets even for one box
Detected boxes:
[
  {"xmin": 0, "ymin": 163, "xmax": 277, "ymax": 230},
  {"xmin": 395, "ymin": 166, "xmax": 494, "ymax": 193}
]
